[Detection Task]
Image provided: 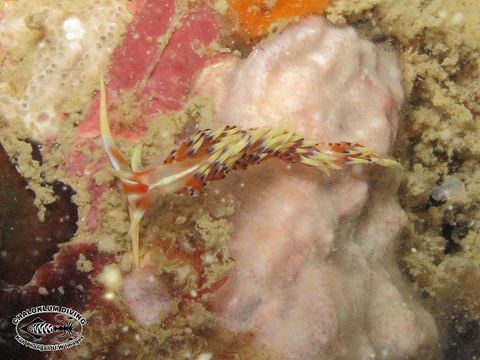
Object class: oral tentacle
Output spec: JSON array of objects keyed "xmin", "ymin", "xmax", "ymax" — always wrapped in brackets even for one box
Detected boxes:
[
  {"xmin": 99, "ymin": 77, "xmax": 129, "ymax": 172},
  {"xmin": 100, "ymin": 77, "xmax": 150, "ymax": 266},
  {"xmin": 128, "ymin": 206, "xmax": 146, "ymax": 267},
  {"xmin": 131, "ymin": 144, "xmax": 143, "ymax": 172}
]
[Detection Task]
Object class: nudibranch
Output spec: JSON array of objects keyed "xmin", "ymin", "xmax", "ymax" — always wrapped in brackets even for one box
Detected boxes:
[{"xmin": 99, "ymin": 78, "xmax": 401, "ymax": 266}]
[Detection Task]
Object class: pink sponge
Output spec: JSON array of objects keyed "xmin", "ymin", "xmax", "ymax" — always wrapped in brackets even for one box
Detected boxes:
[{"xmin": 192, "ymin": 16, "xmax": 437, "ymax": 359}]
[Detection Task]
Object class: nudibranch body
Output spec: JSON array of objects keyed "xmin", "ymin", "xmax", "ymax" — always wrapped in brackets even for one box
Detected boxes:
[{"xmin": 100, "ymin": 78, "xmax": 401, "ymax": 266}]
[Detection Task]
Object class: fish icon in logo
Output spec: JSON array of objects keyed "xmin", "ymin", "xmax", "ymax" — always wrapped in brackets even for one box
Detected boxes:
[
  {"xmin": 19, "ymin": 314, "xmax": 79, "ymax": 343},
  {"xmin": 12, "ymin": 305, "xmax": 86, "ymax": 351}
]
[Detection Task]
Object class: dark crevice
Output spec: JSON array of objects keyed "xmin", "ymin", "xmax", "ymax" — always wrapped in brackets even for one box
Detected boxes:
[
  {"xmin": 441, "ymin": 221, "xmax": 460, "ymax": 254},
  {"xmin": 0, "ymin": 143, "xmax": 78, "ymax": 285},
  {"xmin": 25, "ymin": 139, "xmax": 43, "ymax": 164},
  {"xmin": 443, "ymin": 309, "xmax": 480, "ymax": 360},
  {"xmin": 447, "ymin": 150, "xmax": 464, "ymax": 175}
]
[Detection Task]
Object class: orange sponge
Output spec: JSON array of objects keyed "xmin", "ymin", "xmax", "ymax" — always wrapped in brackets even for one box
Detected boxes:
[{"xmin": 228, "ymin": 0, "xmax": 330, "ymax": 38}]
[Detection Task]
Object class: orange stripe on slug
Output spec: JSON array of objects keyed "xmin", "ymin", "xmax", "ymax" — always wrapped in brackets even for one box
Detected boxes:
[
  {"xmin": 173, "ymin": 143, "xmax": 191, "ymax": 162},
  {"xmin": 134, "ymin": 169, "xmax": 155, "ymax": 176},
  {"xmin": 122, "ymin": 182, "xmax": 149, "ymax": 194},
  {"xmin": 213, "ymin": 170, "xmax": 227, "ymax": 181},
  {"xmin": 326, "ymin": 142, "xmax": 348, "ymax": 153},
  {"xmin": 129, "ymin": 169, "xmax": 155, "ymax": 183},
  {"xmin": 135, "ymin": 197, "xmax": 150, "ymax": 211},
  {"xmin": 185, "ymin": 176, "xmax": 206, "ymax": 191},
  {"xmin": 111, "ymin": 147, "xmax": 128, "ymax": 165}
]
